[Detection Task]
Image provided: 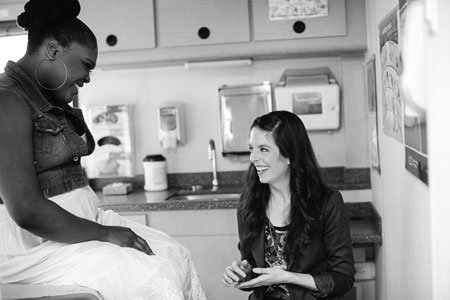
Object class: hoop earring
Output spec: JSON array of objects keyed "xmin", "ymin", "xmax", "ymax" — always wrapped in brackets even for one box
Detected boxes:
[{"xmin": 34, "ymin": 56, "xmax": 68, "ymax": 91}]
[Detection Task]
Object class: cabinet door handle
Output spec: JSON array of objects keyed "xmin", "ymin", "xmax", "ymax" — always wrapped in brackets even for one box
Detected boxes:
[
  {"xmin": 106, "ymin": 34, "xmax": 118, "ymax": 46},
  {"xmin": 292, "ymin": 21, "xmax": 306, "ymax": 34}
]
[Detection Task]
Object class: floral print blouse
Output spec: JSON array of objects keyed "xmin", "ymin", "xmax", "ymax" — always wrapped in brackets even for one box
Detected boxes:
[{"xmin": 264, "ymin": 218, "xmax": 291, "ymax": 300}]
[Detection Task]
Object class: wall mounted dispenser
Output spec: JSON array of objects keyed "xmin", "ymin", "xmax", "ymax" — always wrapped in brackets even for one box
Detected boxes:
[
  {"xmin": 274, "ymin": 68, "xmax": 340, "ymax": 131},
  {"xmin": 157, "ymin": 103, "xmax": 186, "ymax": 150}
]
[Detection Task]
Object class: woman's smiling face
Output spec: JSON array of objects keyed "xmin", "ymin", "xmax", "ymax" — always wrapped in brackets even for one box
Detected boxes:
[
  {"xmin": 57, "ymin": 42, "xmax": 97, "ymax": 103},
  {"xmin": 249, "ymin": 127, "xmax": 290, "ymax": 187}
]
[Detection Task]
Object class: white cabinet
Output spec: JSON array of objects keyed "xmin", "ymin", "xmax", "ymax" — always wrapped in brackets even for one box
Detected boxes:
[
  {"xmin": 119, "ymin": 213, "xmax": 148, "ymax": 225},
  {"xmin": 78, "ymin": 0, "xmax": 155, "ymax": 52},
  {"xmin": 155, "ymin": 0, "xmax": 250, "ymax": 47},
  {"xmin": 251, "ymin": 0, "xmax": 347, "ymax": 41},
  {"xmin": 0, "ymin": 2, "xmax": 25, "ymax": 22},
  {"xmin": 77, "ymin": 0, "xmax": 366, "ymax": 67},
  {"xmin": 147, "ymin": 209, "xmax": 247, "ymax": 300}
]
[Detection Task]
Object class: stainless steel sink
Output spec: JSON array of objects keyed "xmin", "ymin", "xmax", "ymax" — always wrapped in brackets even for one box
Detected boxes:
[{"xmin": 165, "ymin": 192, "xmax": 240, "ymax": 201}]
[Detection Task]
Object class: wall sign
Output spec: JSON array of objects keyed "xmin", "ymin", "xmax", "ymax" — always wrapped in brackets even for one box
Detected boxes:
[
  {"xmin": 268, "ymin": 0, "xmax": 328, "ymax": 21},
  {"xmin": 379, "ymin": 6, "xmax": 404, "ymax": 144},
  {"xmin": 366, "ymin": 56, "xmax": 381, "ymax": 174}
]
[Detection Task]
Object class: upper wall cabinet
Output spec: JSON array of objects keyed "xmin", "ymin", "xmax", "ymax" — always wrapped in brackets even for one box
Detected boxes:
[
  {"xmin": 0, "ymin": 2, "xmax": 24, "ymax": 22},
  {"xmin": 0, "ymin": 2, "xmax": 25, "ymax": 35},
  {"xmin": 155, "ymin": 0, "xmax": 250, "ymax": 47},
  {"xmin": 79, "ymin": 0, "xmax": 155, "ymax": 52},
  {"xmin": 90, "ymin": 0, "xmax": 366, "ymax": 68},
  {"xmin": 252, "ymin": 0, "xmax": 346, "ymax": 41}
]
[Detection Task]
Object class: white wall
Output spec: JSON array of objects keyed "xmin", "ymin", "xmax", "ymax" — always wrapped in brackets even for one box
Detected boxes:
[
  {"xmin": 363, "ymin": 0, "xmax": 450, "ymax": 299},
  {"xmin": 79, "ymin": 56, "xmax": 369, "ymax": 174},
  {"xmin": 425, "ymin": 0, "xmax": 450, "ymax": 298}
]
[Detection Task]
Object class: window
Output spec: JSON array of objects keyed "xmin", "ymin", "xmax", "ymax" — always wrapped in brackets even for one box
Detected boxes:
[{"xmin": 0, "ymin": 34, "xmax": 27, "ymax": 69}]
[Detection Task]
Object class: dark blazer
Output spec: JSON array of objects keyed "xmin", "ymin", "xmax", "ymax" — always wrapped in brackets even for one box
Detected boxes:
[{"xmin": 237, "ymin": 189, "xmax": 355, "ymax": 300}]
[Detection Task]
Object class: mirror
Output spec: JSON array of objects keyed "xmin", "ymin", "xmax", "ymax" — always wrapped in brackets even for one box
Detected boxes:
[{"xmin": 219, "ymin": 82, "xmax": 273, "ymax": 155}]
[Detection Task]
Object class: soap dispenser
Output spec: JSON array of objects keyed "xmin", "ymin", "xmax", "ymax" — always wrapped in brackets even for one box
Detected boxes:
[{"xmin": 157, "ymin": 103, "xmax": 185, "ymax": 149}]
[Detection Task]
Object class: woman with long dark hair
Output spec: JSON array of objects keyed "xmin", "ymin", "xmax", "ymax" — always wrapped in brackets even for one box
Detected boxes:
[{"xmin": 222, "ymin": 111, "xmax": 355, "ymax": 300}]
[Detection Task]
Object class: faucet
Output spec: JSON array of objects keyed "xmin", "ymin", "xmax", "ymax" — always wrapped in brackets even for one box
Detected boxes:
[{"xmin": 208, "ymin": 139, "xmax": 219, "ymax": 191}]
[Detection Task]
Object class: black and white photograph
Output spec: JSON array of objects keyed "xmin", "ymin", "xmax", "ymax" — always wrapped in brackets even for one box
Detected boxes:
[{"xmin": 0, "ymin": 0, "xmax": 449, "ymax": 300}]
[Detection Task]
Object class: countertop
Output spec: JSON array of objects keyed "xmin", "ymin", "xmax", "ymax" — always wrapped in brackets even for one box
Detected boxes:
[
  {"xmin": 98, "ymin": 188, "xmax": 241, "ymax": 211},
  {"xmin": 97, "ymin": 188, "xmax": 382, "ymax": 245}
]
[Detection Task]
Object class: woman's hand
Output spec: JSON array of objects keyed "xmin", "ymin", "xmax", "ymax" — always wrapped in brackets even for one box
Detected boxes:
[
  {"xmin": 103, "ymin": 225, "xmax": 154, "ymax": 255},
  {"xmin": 236, "ymin": 266, "xmax": 289, "ymax": 289},
  {"xmin": 222, "ymin": 260, "xmax": 250, "ymax": 287}
]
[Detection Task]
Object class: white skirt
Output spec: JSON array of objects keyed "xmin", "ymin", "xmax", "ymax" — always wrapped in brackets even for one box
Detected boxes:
[{"xmin": 0, "ymin": 186, "xmax": 206, "ymax": 300}]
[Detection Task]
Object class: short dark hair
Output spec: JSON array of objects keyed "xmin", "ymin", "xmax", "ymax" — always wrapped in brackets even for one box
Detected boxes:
[{"xmin": 16, "ymin": 0, "xmax": 97, "ymax": 54}]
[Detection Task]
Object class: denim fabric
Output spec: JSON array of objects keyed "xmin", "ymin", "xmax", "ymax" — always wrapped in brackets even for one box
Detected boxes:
[{"xmin": 0, "ymin": 61, "xmax": 95, "ymax": 198}]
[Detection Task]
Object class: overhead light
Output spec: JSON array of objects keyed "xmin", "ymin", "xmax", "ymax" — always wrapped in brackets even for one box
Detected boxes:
[{"xmin": 184, "ymin": 59, "xmax": 253, "ymax": 70}]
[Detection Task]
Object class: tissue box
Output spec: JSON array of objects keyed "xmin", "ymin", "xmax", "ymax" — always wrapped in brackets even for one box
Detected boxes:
[{"xmin": 102, "ymin": 183, "xmax": 133, "ymax": 195}]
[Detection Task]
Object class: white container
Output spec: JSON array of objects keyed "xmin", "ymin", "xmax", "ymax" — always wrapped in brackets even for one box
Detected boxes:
[{"xmin": 143, "ymin": 154, "xmax": 168, "ymax": 191}]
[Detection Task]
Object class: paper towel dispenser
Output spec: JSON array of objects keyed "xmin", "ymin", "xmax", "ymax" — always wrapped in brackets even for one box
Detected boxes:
[
  {"xmin": 219, "ymin": 82, "xmax": 273, "ymax": 155},
  {"xmin": 274, "ymin": 68, "xmax": 340, "ymax": 131}
]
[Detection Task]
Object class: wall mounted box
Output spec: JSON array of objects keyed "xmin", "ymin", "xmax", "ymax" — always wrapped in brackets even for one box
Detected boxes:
[
  {"xmin": 157, "ymin": 103, "xmax": 186, "ymax": 150},
  {"xmin": 274, "ymin": 68, "xmax": 340, "ymax": 131},
  {"xmin": 219, "ymin": 82, "xmax": 273, "ymax": 155}
]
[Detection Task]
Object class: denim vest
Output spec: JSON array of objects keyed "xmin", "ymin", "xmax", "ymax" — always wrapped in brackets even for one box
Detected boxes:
[{"xmin": 0, "ymin": 61, "xmax": 95, "ymax": 198}]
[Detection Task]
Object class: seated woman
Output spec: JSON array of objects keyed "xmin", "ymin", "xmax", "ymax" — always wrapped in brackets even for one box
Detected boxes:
[
  {"xmin": 0, "ymin": 0, "xmax": 205, "ymax": 299},
  {"xmin": 223, "ymin": 111, "xmax": 355, "ymax": 300}
]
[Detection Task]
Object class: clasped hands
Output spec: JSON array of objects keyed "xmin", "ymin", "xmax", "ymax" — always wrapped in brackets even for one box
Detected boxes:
[{"xmin": 223, "ymin": 260, "xmax": 289, "ymax": 289}]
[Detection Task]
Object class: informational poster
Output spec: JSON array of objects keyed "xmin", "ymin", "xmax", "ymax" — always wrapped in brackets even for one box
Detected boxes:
[
  {"xmin": 399, "ymin": 1, "xmax": 428, "ymax": 184},
  {"xmin": 366, "ymin": 56, "xmax": 381, "ymax": 174},
  {"xmin": 81, "ymin": 105, "xmax": 135, "ymax": 178},
  {"xmin": 269, "ymin": 0, "xmax": 328, "ymax": 21},
  {"xmin": 378, "ymin": 6, "xmax": 404, "ymax": 143}
]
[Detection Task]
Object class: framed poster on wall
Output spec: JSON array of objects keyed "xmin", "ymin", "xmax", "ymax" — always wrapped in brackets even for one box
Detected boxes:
[
  {"xmin": 366, "ymin": 55, "xmax": 381, "ymax": 174},
  {"xmin": 81, "ymin": 105, "xmax": 135, "ymax": 178},
  {"xmin": 378, "ymin": 6, "xmax": 404, "ymax": 144}
]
